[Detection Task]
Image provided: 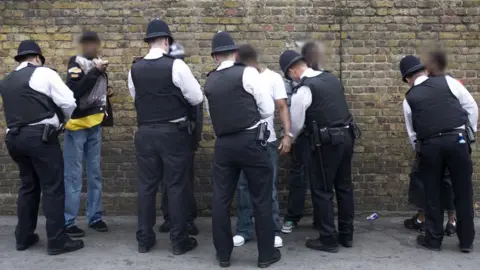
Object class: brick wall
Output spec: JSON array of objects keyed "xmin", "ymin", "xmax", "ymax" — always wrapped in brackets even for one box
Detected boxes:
[{"xmin": 0, "ymin": 0, "xmax": 479, "ymax": 215}]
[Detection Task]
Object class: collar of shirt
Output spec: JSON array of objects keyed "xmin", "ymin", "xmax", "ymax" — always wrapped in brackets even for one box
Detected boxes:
[
  {"xmin": 414, "ymin": 75, "xmax": 429, "ymax": 86},
  {"xmin": 144, "ymin": 47, "xmax": 167, "ymax": 60},
  {"xmin": 216, "ymin": 60, "xmax": 235, "ymax": 71},
  {"xmin": 15, "ymin": 61, "xmax": 36, "ymax": 71},
  {"xmin": 300, "ymin": 68, "xmax": 322, "ymax": 79}
]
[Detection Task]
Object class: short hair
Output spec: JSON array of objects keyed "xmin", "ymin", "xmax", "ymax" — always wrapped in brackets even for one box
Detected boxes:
[
  {"xmin": 301, "ymin": 41, "xmax": 323, "ymax": 68},
  {"xmin": 428, "ymin": 50, "xmax": 447, "ymax": 71},
  {"xmin": 237, "ymin": 44, "xmax": 258, "ymax": 63}
]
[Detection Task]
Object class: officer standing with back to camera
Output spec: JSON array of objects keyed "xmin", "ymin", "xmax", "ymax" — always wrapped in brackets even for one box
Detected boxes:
[
  {"xmin": 400, "ymin": 55, "xmax": 477, "ymax": 253},
  {"xmin": 0, "ymin": 40, "xmax": 84, "ymax": 255},
  {"xmin": 204, "ymin": 31, "xmax": 281, "ymax": 268},
  {"xmin": 158, "ymin": 41, "xmax": 201, "ymax": 236},
  {"xmin": 128, "ymin": 19, "xmax": 203, "ymax": 254},
  {"xmin": 279, "ymin": 50, "xmax": 357, "ymax": 253}
]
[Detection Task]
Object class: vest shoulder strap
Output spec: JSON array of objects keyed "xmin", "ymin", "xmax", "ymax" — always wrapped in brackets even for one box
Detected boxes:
[
  {"xmin": 162, "ymin": 53, "xmax": 176, "ymax": 60},
  {"xmin": 132, "ymin": 57, "xmax": 143, "ymax": 64}
]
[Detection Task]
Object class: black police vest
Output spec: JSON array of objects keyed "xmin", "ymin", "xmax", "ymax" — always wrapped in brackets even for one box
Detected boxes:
[
  {"xmin": 204, "ymin": 63, "xmax": 261, "ymax": 136},
  {"xmin": 131, "ymin": 55, "xmax": 188, "ymax": 125},
  {"xmin": 0, "ymin": 65, "xmax": 58, "ymax": 129},
  {"xmin": 405, "ymin": 76, "xmax": 468, "ymax": 140},
  {"xmin": 298, "ymin": 72, "xmax": 352, "ymax": 130}
]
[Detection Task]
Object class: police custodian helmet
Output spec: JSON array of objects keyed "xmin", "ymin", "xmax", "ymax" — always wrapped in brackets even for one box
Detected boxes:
[
  {"xmin": 144, "ymin": 19, "xmax": 174, "ymax": 45},
  {"xmin": 211, "ymin": 31, "xmax": 238, "ymax": 56},
  {"xmin": 14, "ymin": 40, "xmax": 46, "ymax": 65},
  {"xmin": 399, "ymin": 55, "xmax": 424, "ymax": 83},
  {"xmin": 279, "ymin": 50, "xmax": 305, "ymax": 80}
]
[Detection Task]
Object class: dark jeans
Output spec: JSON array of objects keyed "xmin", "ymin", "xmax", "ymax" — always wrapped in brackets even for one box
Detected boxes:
[
  {"xmin": 161, "ymin": 153, "xmax": 198, "ymax": 223},
  {"xmin": 135, "ymin": 124, "xmax": 192, "ymax": 246},
  {"xmin": 419, "ymin": 134, "xmax": 475, "ymax": 248},
  {"xmin": 212, "ymin": 130, "xmax": 275, "ymax": 262},
  {"xmin": 309, "ymin": 130, "xmax": 355, "ymax": 243},
  {"xmin": 235, "ymin": 141, "xmax": 281, "ymax": 239},
  {"xmin": 284, "ymin": 134, "xmax": 314, "ymax": 223},
  {"xmin": 6, "ymin": 126, "xmax": 68, "ymax": 246},
  {"xmin": 408, "ymin": 153, "xmax": 455, "ymax": 211}
]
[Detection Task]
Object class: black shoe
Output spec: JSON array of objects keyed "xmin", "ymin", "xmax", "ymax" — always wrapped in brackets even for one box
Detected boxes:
[
  {"xmin": 47, "ymin": 238, "xmax": 84, "ymax": 255},
  {"xmin": 404, "ymin": 215, "xmax": 425, "ymax": 233},
  {"xmin": 416, "ymin": 235, "xmax": 441, "ymax": 251},
  {"xmin": 187, "ymin": 222, "xmax": 199, "ymax": 236},
  {"xmin": 65, "ymin": 226, "xmax": 85, "ymax": 238},
  {"xmin": 258, "ymin": 248, "xmax": 281, "ymax": 268},
  {"xmin": 444, "ymin": 222, "xmax": 456, "ymax": 237},
  {"xmin": 338, "ymin": 235, "xmax": 353, "ymax": 248},
  {"xmin": 305, "ymin": 238, "xmax": 339, "ymax": 253},
  {"xmin": 138, "ymin": 239, "xmax": 156, "ymax": 253},
  {"xmin": 90, "ymin": 220, "xmax": 108, "ymax": 232},
  {"xmin": 172, "ymin": 237, "xmax": 198, "ymax": 255},
  {"xmin": 216, "ymin": 254, "xmax": 231, "ymax": 268},
  {"xmin": 16, "ymin": 233, "xmax": 40, "ymax": 251},
  {"xmin": 459, "ymin": 244, "xmax": 473, "ymax": 253},
  {"xmin": 159, "ymin": 220, "xmax": 171, "ymax": 233}
]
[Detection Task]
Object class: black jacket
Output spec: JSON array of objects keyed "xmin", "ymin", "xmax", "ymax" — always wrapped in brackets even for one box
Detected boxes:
[{"xmin": 66, "ymin": 56, "xmax": 114, "ymax": 127}]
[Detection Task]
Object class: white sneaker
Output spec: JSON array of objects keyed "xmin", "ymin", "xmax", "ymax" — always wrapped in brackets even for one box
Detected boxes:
[
  {"xmin": 274, "ymin": 236, "xmax": 283, "ymax": 248},
  {"xmin": 233, "ymin": 235, "xmax": 246, "ymax": 247}
]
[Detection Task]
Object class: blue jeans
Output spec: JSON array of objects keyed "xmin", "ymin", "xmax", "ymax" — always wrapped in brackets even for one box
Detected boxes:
[
  {"xmin": 64, "ymin": 125, "xmax": 103, "ymax": 227},
  {"xmin": 235, "ymin": 141, "xmax": 281, "ymax": 239}
]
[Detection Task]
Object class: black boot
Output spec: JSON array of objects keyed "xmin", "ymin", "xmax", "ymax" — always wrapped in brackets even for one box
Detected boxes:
[
  {"xmin": 172, "ymin": 237, "xmax": 198, "ymax": 255},
  {"xmin": 338, "ymin": 234, "xmax": 353, "ymax": 248},
  {"xmin": 305, "ymin": 238, "xmax": 339, "ymax": 253},
  {"xmin": 258, "ymin": 248, "xmax": 281, "ymax": 268},
  {"xmin": 444, "ymin": 222, "xmax": 456, "ymax": 237},
  {"xmin": 404, "ymin": 215, "xmax": 425, "ymax": 233},
  {"xmin": 16, "ymin": 233, "xmax": 40, "ymax": 251},
  {"xmin": 216, "ymin": 254, "xmax": 231, "ymax": 268},
  {"xmin": 416, "ymin": 235, "xmax": 441, "ymax": 251},
  {"xmin": 138, "ymin": 239, "xmax": 156, "ymax": 253},
  {"xmin": 47, "ymin": 237, "xmax": 84, "ymax": 255}
]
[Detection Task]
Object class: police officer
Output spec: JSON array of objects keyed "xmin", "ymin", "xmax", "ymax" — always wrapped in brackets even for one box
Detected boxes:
[
  {"xmin": 282, "ymin": 41, "xmax": 326, "ymax": 234},
  {"xmin": 159, "ymin": 41, "xmax": 201, "ymax": 235},
  {"xmin": 127, "ymin": 19, "xmax": 203, "ymax": 254},
  {"xmin": 0, "ymin": 40, "xmax": 84, "ymax": 255},
  {"xmin": 279, "ymin": 50, "xmax": 356, "ymax": 253},
  {"xmin": 400, "ymin": 55, "xmax": 477, "ymax": 252},
  {"xmin": 204, "ymin": 31, "xmax": 281, "ymax": 268}
]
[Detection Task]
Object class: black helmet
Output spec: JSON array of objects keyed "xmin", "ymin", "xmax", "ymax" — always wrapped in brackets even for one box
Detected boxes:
[
  {"xmin": 14, "ymin": 40, "xmax": 45, "ymax": 65},
  {"xmin": 399, "ymin": 55, "xmax": 424, "ymax": 83},
  {"xmin": 211, "ymin": 31, "xmax": 238, "ymax": 56},
  {"xmin": 144, "ymin": 19, "xmax": 174, "ymax": 44},
  {"xmin": 279, "ymin": 50, "xmax": 305, "ymax": 80}
]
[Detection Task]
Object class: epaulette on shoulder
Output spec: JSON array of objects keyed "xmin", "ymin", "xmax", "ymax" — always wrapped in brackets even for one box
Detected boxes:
[
  {"xmin": 162, "ymin": 53, "xmax": 176, "ymax": 60},
  {"xmin": 132, "ymin": 57, "xmax": 143, "ymax": 64},
  {"xmin": 322, "ymin": 69, "xmax": 330, "ymax": 73}
]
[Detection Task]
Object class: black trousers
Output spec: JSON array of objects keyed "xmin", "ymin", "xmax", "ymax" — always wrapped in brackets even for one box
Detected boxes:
[
  {"xmin": 5, "ymin": 126, "xmax": 67, "ymax": 246},
  {"xmin": 161, "ymin": 152, "xmax": 197, "ymax": 223},
  {"xmin": 212, "ymin": 130, "xmax": 275, "ymax": 261},
  {"xmin": 309, "ymin": 130, "xmax": 355, "ymax": 243},
  {"xmin": 419, "ymin": 134, "xmax": 475, "ymax": 248},
  {"xmin": 408, "ymin": 154, "xmax": 454, "ymax": 211},
  {"xmin": 135, "ymin": 124, "xmax": 192, "ymax": 246},
  {"xmin": 284, "ymin": 134, "xmax": 314, "ymax": 223}
]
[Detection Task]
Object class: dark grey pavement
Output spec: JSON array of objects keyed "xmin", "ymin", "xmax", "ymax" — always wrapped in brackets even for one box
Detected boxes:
[{"xmin": 0, "ymin": 216, "xmax": 478, "ymax": 270}]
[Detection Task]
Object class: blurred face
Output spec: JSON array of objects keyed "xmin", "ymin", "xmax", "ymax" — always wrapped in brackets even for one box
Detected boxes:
[
  {"xmin": 423, "ymin": 55, "xmax": 438, "ymax": 76},
  {"xmin": 81, "ymin": 41, "xmax": 100, "ymax": 58}
]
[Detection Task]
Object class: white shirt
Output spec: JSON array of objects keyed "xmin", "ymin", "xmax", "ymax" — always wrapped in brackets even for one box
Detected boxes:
[
  {"xmin": 260, "ymin": 68, "xmax": 287, "ymax": 142},
  {"xmin": 5, "ymin": 62, "xmax": 76, "ymax": 131},
  {"xmin": 403, "ymin": 75, "xmax": 479, "ymax": 149},
  {"xmin": 289, "ymin": 68, "xmax": 323, "ymax": 139},
  {"xmin": 127, "ymin": 47, "xmax": 203, "ymax": 122},
  {"xmin": 204, "ymin": 60, "xmax": 274, "ymax": 130}
]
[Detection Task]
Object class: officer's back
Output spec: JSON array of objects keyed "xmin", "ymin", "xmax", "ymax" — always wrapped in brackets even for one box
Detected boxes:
[
  {"xmin": 127, "ymin": 19, "xmax": 203, "ymax": 255},
  {"xmin": 204, "ymin": 31, "xmax": 281, "ymax": 268}
]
